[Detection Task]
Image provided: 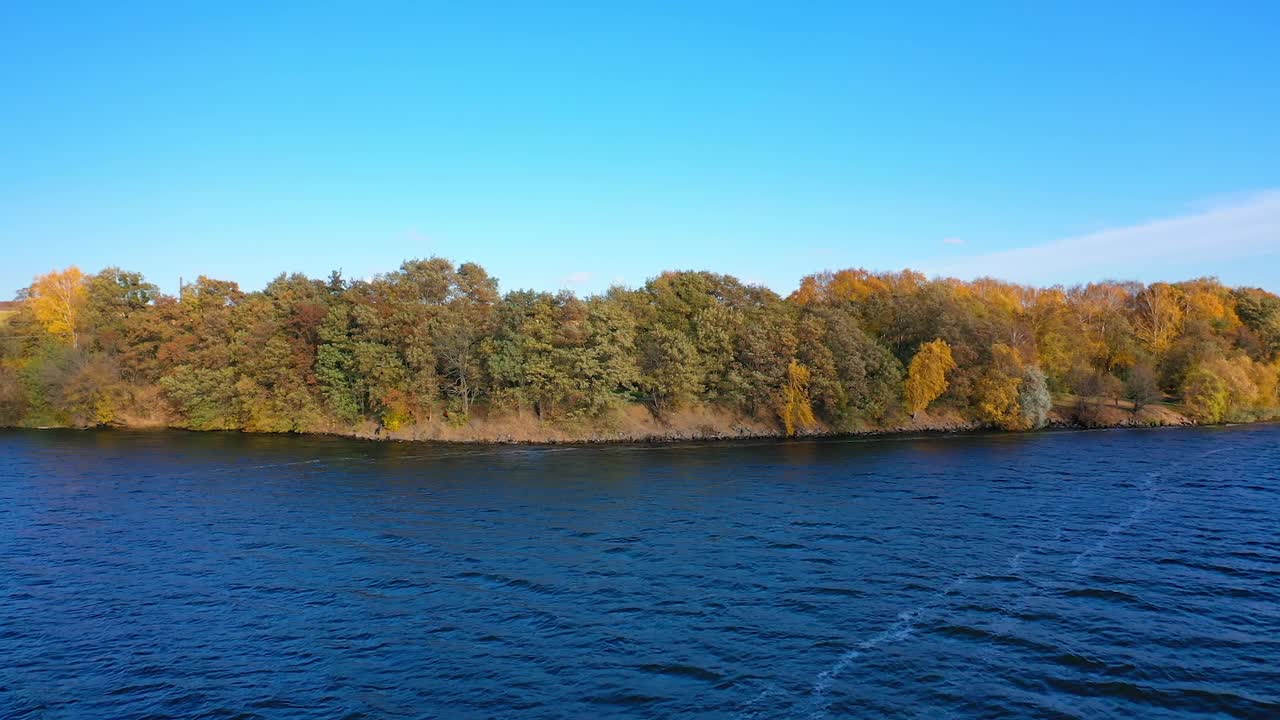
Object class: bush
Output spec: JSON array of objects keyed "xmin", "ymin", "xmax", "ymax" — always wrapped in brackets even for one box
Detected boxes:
[
  {"xmin": 1124, "ymin": 364, "xmax": 1162, "ymax": 410},
  {"xmin": 1019, "ymin": 366, "xmax": 1051, "ymax": 429},
  {"xmin": 0, "ymin": 365, "xmax": 27, "ymax": 425},
  {"xmin": 158, "ymin": 366, "xmax": 242, "ymax": 430},
  {"xmin": 1181, "ymin": 366, "xmax": 1228, "ymax": 423}
]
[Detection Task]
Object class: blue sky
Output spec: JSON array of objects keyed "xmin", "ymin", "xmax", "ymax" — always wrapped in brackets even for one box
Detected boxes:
[{"xmin": 2, "ymin": 1, "xmax": 1278, "ymax": 298}]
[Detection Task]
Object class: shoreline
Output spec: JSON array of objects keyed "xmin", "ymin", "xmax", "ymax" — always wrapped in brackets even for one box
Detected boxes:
[{"xmin": 7, "ymin": 404, "xmax": 1272, "ymax": 447}]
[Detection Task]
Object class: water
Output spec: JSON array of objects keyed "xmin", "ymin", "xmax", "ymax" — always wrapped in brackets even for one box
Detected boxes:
[{"xmin": 2, "ymin": 426, "xmax": 1278, "ymax": 719}]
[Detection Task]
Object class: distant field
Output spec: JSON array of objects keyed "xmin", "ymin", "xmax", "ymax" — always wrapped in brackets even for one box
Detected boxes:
[{"xmin": 0, "ymin": 310, "xmax": 15, "ymax": 326}]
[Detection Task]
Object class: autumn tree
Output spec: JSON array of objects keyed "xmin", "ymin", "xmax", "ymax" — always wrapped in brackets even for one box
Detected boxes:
[
  {"xmin": 905, "ymin": 339, "xmax": 956, "ymax": 419},
  {"xmin": 5, "ymin": 257, "xmax": 1280, "ymax": 437},
  {"xmin": 1191, "ymin": 355, "xmax": 1280, "ymax": 422},
  {"xmin": 1068, "ymin": 282, "xmax": 1138, "ymax": 371},
  {"xmin": 781, "ymin": 359, "xmax": 817, "ymax": 436},
  {"xmin": 30, "ymin": 267, "xmax": 87, "ymax": 348},
  {"xmin": 1181, "ymin": 365, "xmax": 1228, "ymax": 423},
  {"xmin": 1132, "ymin": 283, "xmax": 1185, "ymax": 354},
  {"xmin": 969, "ymin": 344, "xmax": 1051, "ymax": 430}
]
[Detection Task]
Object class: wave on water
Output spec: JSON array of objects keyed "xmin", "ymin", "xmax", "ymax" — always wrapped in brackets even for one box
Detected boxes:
[
  {"xmin": 771, "ymin": 444, "xmax": 1242, "ymax": 719},
  {"xmin": 242, "ymin": 458, "xmax": 327, "ymax": 470},
  {"xmin": 6, "ymin": 425, "xmax": 1276, "ymax": 720},
  {"xmin": 1071, "ymin": 446, "xmax": 1228, "ymax": 569}
]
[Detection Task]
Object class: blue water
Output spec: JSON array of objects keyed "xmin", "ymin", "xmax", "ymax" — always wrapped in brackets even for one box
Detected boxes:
[{"xmin": 2, "ymin": 426, "xmax": 1278, "ymax": 719}]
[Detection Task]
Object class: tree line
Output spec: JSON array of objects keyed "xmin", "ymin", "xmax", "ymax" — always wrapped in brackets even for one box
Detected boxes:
[{"xmin": 2, "ymin": 260, "xmax": 1278, "ymax": 436}]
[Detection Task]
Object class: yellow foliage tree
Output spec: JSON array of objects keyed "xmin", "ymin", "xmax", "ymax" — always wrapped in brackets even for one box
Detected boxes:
[
  {"xmin": 971, "ymin": 277, "xmax": 1024, "ymax": 317},
  {"xmin": 975, "ymin": 373, "xmax": 1023, "ymax": 428},
  {"xmin": 1254, "ymin": 361, "xmax": 1280, "ymax": 412},
  {"xmin": 975, "ymin": 345, "xmax": 1026, "ymax": 429},
  {"xmin": 1133, "ymin": 283, "xmax": 1185, "ymax": 354},
  {"xmin": 30, "ymin": 266, "xmax": 87, "ymax": 349},
  {"xmin": 905, "ymin": 339, "xmax": 957, "ymax": 419},
  {"xmin": 1181, "ymin": 365, "xmax": 1228, "ymax": 423},
  {"xmin": 782, "ymin": 359, "xmax": 817, "ymax": 436},
  {"xmin": 1181, "ymin": 355, "xmax": 1280, "ymax": 423},
  {"xmin": 829, "ymin": 269, "xmax": 893, "ymax": 303},
  {"xmin": 1180, "ymin": 278, "xmax": 1240, "ymax": 331},
  {"xmin": 788, "ymin": 268, "xmax": 895, "ymax": 306}
]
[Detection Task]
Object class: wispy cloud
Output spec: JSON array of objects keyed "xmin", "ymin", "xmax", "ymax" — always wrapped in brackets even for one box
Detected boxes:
[
  {"xmin": 929, "ymin": 190, "xmax": 1280, "ymax": 283},
  {"xmin": 561, "ymin": 271, "xmax": 594, "ymax": 287},
  {"xmin": 942, "ymin": 237, "xmax": 965, "ymax": 245}
]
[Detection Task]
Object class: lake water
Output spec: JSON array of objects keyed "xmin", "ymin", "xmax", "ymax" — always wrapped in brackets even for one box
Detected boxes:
[{"xmin": 2, "ymin": 426, "xmax": 1278, "ymax": 719}]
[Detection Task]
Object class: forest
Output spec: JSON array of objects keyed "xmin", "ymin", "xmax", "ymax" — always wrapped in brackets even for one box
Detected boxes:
[{"xmin": 2, "ymin": 260, "xmax": 1279, "ymax": 440}]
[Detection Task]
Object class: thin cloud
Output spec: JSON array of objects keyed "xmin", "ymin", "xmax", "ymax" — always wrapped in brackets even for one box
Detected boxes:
[
  {"xmin": 561, "ymin": 271, "xmax": 594, "ymax": 286},
  {"xmin": 930, "ymin": 190, "xmax": 1280, "ymax": 283},
  {"xmin": 942, "ymin": 237, "xmax": 965, "ymax": 245}
]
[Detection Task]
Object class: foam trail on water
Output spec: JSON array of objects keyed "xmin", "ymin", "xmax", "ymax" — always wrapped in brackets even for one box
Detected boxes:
[
  {"xmin": 243, "ymin": 458, "xmax": 326, "ymax": 470},
  {"xmin": 735, "ymin": 683, "xmax": 782, "ymax": 720},
  {"xmin": 752, "ymin": 443, "xmax": 1235, "ymax": 718},
  {"xmin": 1072, "ymin": 447, "xmax": 1227, "ymax": 568},
  {"xmin": 1009, "ymin": 549, "xmax": 1027, "ymax": 574},
  {"xmin": 804, "ymin": 575, "xmax": 970, "ymax": 719},
  {"xmin": 1071, "ymin": 473, "xmax": 1157, "ymax": 568}
]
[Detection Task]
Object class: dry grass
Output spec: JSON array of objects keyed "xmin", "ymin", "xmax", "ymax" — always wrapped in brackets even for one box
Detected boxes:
[
  {"xmin": 16, "ymin": 392, "xmax": 1208, "ymax": 441},
  {"xmin": 334, "ymin": 403, "xmax": 989, "ymax": 444},
  {"xmin": 1050, "ymin": 395, "xmax": 1191, "ymax": 428},
  {"xmin": 365, "ymin": 404, "xmax": 785, "ymax": 444},
  {"xmin": 109, "ymin": 386, "xmax": 175, "ymax": 428}
]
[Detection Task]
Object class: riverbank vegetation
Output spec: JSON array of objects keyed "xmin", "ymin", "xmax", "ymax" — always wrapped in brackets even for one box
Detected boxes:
[{"xmin": 2, "ymin": 261, "xmax": 1278, "ymax": 440}]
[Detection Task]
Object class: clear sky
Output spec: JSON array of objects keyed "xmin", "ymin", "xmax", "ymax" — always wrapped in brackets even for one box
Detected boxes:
[{"xmin": 2, "ymin": 1, "xmax": 1278, "ymax": 299}]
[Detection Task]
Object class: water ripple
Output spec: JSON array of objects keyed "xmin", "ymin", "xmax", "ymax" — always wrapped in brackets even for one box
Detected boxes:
[{"xmin": 2, "ymin": 425, "xmax": 1278, "ymax": 719}]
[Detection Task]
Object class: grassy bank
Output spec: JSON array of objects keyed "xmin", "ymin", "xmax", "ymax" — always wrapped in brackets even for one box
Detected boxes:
[{"xmin": 5, "ymin": 396, "xmax": 1231, "ymax": 446}]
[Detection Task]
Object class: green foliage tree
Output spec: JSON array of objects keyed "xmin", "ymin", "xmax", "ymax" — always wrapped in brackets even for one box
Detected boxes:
[
  {"xmin": 5, "ymin": 259, "xmax": 1280, "ymax": 437},
  {"xmin": 159, "ymin": 365, "xmax": 242, "ymax": 430},
  {"xmin": 798, "ymin": 308, "xmax": 902, "ymax": 428},
  {"xmin": 1233, "ymin": 287, "xmax": 1280, "ymax": 358},
  {"xmin": 485, "ymin": 290, "xmax": 569, "ymax": 419},
  {"xmin": 637, "ymin": 325, "xmax": 702, "ymax": 415},
  {"xmin": 0, "ymin": 364, "xmax": 25, "ymax": 425},
  {"xmin": 432, "ymin": 262, "xmax": 499, "ymax": 421}
]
